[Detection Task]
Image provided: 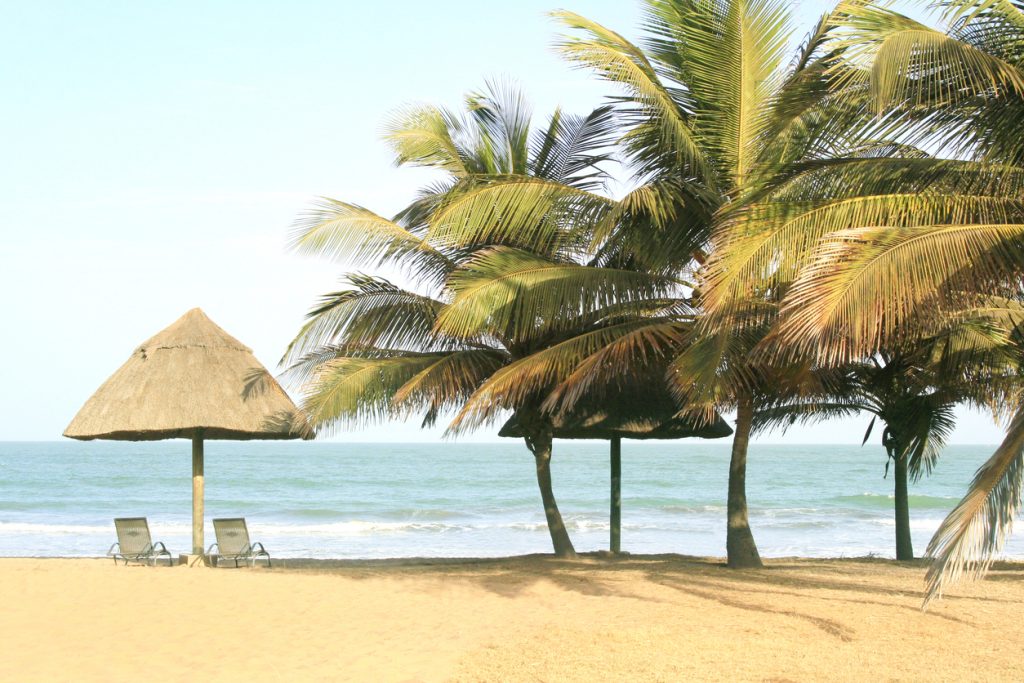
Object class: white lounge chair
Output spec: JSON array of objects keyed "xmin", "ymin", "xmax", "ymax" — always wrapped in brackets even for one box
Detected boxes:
[
  {"xmin": 207, "ymin": 518, "xmax": 271, "ymax": 568},
  {"xmin": 108, "ymin": 517, "xmax": 172, "ymax": 566}
]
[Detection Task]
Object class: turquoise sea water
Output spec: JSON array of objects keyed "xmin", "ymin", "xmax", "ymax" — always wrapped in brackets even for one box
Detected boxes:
[{"xmin": 1, "ymin": 440, "xmax": 1021, "ymax": 559}]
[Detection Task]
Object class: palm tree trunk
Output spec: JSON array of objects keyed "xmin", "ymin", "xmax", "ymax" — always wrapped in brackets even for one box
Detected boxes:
[
  {"xmin": 524, "ymin": 427, "xmax": 576, "ymax": 558},
  {"xmin": 727, "ymin": 397, "xmax": 762, "ymax": 568},
  {"xmin": 893, "ymin": 452, "xmax": 914, "ymax": 560}
]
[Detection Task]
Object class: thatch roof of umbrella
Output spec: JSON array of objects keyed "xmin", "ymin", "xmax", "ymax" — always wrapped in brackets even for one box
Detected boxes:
[
  {"xmin": 499, "ymin": 383, "xmax": 732, "ymax": 554},
  {"xmin": 498, "ymin": 385, "xmax": 732, "ymax": 440},
  {"xmin": 64, "ymin": 308, "xmax": 310, "ymax": 441},
  {"xmin": 64, "ymin": 307, "xmax": 311, "ymax": 558}
]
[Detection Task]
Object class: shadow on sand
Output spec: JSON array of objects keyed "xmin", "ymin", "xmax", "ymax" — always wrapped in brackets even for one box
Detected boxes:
[{"xmin": 264, "ymin": 552, "xmax": 1023, "ymax": 637}]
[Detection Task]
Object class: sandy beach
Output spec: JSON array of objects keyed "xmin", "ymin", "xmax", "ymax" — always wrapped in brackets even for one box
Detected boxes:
[{"xmin": 2, "ymin": 555, "xmax": 1021, "ymax": 682}]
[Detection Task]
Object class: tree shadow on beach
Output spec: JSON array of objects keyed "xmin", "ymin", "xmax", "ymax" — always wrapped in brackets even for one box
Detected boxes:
[
  {"xmin": 272, "ymin": 553, "xmax": 1024, "ymax": 614},
  {"xmin": 642, "ymin": 570, "xmax": 975, "ymax": 628},
  {"xmin": 643, "ymin": 557, "xmax": 1024, "ymax": 607},
  {"xmin": 276, "ymin": 555, "xmax": 673, "ymax": 602},
  {"xmin": 659, "ymin": 573, "xmax": 978, "ymax": 626}
]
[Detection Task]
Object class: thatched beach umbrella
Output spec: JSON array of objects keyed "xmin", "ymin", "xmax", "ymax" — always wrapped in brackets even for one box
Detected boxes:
[
  {"xmin": 64, "ymin": 308, "xmax": 310, "ymax": 558},
  {"xmin": 500, "ymin": 386, "xmax": 731, "ymax": 553}
]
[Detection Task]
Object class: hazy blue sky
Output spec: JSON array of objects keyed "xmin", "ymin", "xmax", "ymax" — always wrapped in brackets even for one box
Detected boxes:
[{"xmin": 1, "ymin": 1, "xmax": 1000, "ymax": 443}]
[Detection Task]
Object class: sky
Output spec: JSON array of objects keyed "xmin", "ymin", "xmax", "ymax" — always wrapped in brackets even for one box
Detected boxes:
[{"xmin": 0, "ymin": 0, "xmax": 1003, "ymax": 444}]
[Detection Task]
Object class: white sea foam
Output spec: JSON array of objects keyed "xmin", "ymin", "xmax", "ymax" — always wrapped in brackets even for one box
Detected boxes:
[
  {"xmin": 871, "ymin": 517, "xmax": 944, "ymax": 532},
  {"xmin": 2, "ymin": 441, "xmax": 1023, "ymax": 559},
  {"xmin": 0, "ymin": 522, "xmax": 114, "ymax": 535}
]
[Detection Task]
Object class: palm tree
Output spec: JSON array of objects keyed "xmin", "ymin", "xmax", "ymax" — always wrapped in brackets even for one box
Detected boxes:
[
  {"xmin": 667, "ymin": 301, "xmax": 836, "ymax": 567},
  {"xmin": 430, "ymin": 0, "xmax": 902, "ymax": 569},
  {"xmin": 285, "ymin": 82, "xmax": 675, "ymax": 557},
  {"xmin": 498, "ymin": 0, "xmax": 890, "ymax": 568},
  {"xmin": 754, "ymin": 346, "xmax": 970, "ymax": 560},
  {"xmin": 516, "ymin": 0, "xmax": 1024, "ymax": 590},
  {"xmin": 712, "ymin": 0, "xmax": 1024, "ymax": 598}
]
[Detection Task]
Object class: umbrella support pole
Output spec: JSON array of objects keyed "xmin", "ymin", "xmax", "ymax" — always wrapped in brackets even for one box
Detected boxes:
[
  {"xmin": 610, "ymin": 436, "xmax": 621, "ymax": 554},
  {"xmin": 192, "ymin": 434, "xmax": 204, "ymax": 556}
]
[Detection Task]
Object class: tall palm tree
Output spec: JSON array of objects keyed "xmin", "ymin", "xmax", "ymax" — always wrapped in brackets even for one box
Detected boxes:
[
  {"xmin": 711, "ymin": 0, "xmax": 1024, "ymax": 599},
  {"xmin": 497, "ymin": 0, "xmax": 886, "ymax": 567},
  {"xmin": 285, "ymin": 82, "xmax": 674, "ymax": 557},
  {"xmin": 754, "ymin": 346, "xmax": 972, "ymax": 560},
  {"xmin": 432, "ymin": 1, "xmax": 899, "ymax": 569}
]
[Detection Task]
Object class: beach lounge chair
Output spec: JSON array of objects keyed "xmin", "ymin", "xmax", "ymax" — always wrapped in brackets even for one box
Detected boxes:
[
  {"xmin": 108, "ymin": 517, "xmax": 172, "ymax": 566},
  {"xmin": 208, "ymin": 518, "xmax": 271, "ymax": 568}
]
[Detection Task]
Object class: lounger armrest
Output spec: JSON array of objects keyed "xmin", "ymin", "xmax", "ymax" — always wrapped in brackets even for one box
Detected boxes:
[
  {"xmin": 107, "ymin": 543, "xmax": 120, "ymax": 556},
  {"xmin": 206, "ymin": 543, "xmax": 219, "ymax": 555},
  {"xmin": 152, "ymin": 541, "xmax": 170, "ymax": 554},
  {"xmin": 251, "ymin": 542, "xmax": 268, "ymax": 554}
]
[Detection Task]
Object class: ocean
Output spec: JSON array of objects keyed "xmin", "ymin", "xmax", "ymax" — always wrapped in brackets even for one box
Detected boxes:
[{"xmin": 1, "ymin": 440, "xmax": 1021, "ymax": 560}]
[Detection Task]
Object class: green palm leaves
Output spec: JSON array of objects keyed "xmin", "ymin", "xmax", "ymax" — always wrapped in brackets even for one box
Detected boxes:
[
  {"xmin": 554, "ymin": 0, "xmax": 877, "ymax": 568},
  {"xmin": 284, "ymin": 0, "xmax": 1024, "ymax": 600},
  {"xmin": 554, "ymin": 0, "xmax": 1024, "ymax": 592},
  {"xmin": 773, "ymin": 0, "xmax": 1024, "ymax": 600},
  {"xmin": 285, "ymin": 80, "xmax": 682, "ymax": 557},
  {"xmin": 773, "ymin": 2, "xmax": 1024, "ymax": 361},
  {"xmin": 290, "ymin": 201, "xmax": 453, "ymax": 284},
  {"xmin": 286, "ymin": 78, "xmax": 679, "ymax": 440}
]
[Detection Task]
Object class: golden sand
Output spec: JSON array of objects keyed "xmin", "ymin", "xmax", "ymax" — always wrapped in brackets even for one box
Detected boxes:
[{"xmin": 1, "ymin": 555, "xmax": 1020, "ymax": 682}]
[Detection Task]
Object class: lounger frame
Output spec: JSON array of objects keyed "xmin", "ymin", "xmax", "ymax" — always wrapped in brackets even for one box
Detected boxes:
[
  {"xmin": 108, "ymin": 517, "xmax": 172, "ymax": 566},
  {"xmin": 207, "ymin": 517, "xmax": 271, "ymax": 568}
]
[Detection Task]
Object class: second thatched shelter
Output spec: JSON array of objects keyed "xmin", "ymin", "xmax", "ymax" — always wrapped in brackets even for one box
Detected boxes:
[{"xmin": 500, "ymin": 385, "xmax": 731, "ymax": 553}]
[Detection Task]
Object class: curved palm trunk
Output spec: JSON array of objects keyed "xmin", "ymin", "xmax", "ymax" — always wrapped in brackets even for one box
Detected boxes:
[
  {"xmin": 727, "ymin": 397, "xmax": 762, "ymax": 568},
  {"xmin": 524, "ymin": 426, "xmax": 576, "ymax": 558},
  {"xmin": 893, "ymin": 451, "xmax": 914, "ymax": 560}
]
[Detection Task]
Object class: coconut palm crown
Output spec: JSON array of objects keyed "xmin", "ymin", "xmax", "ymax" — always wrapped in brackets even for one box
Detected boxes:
[
  {"xmin": 284, "ymin": 82, "xmax": 685, "ymax": 557},
  {"xmin": 705, "ymin": 0, "xmax": 1024, "ymax": 601},
  {"xmin": 461, "ymin": 0, "xmax": 897, "ymax": 567},
  {"xmin": 752, "ymin": 308, "xmax": 1023, "ymax": 562},
  {"xmin": 560, "ymin": 0, "xmax": 1024, "ymax": 588}
]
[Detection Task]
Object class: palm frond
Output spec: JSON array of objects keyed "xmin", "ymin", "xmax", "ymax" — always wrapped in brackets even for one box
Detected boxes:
[
  {"xmin": 938, "ymin": 0, "xmax": 1024, "ymax": 40},
  {"xmin": 588, "ymin": 178, "xmax": 716, "ymax": 276},
  {"xmin": 776, "ymin": 222, "xmax": 1024, "ymax": 363},
  {"xmin": 752, "ymin": 400, "xmax": 867, "ymax": 435},
  {"xmin": 757, "ymin": 157, "xmax": 1024, "ymax": 205},
  {"xmin": 426, "ymin": 176, "xmax": 614, "ymax": 253},
  {"xmin": 435, "ymin": 247, "xmax": 678, "ymax": 342},
  {"xmin": 650, "ymin": 0, "xmax": 794, "ymax": 186},
  {"xmin": 289, "ymin": 199, "xmax": 454, "ymax": 282},
  {"xmin": 669, "ymin": 325, "xmax": 752, "ymax": 415},
  {"xmin": 465, "ymin": 78, "xmax": 533, "ymax": 175},
  {"xmin": 393, "ymin": 178, "xmax": 457, "ymax": 234},
  {"xmin": 904, "ymin": 395, "xmax": 957, "ymax": 480},
  {"xmin": 553, "ymin": 9, "xmax": 714, "ymax": 183},
  {"xmin": 530, "ymin": 105, "xmax": 617, "ymax": 191},
  {"xmin": 831, "ymin": 2, "xmax": 1024, "ymax": 111},
  {"xmin": 282, "ymin": 274, "xmax": 450, "ymax": 369},
  {"xmin": 591, "ymin": 179, "xmax": 683, "ymax": 246},
  {"xmin": 925, "ymin": 402, "xmax": 1024, "ymax": 605},
  {"xmin": 301, "ymin": 354, "xmax": 446, "ymax": 433},
  {"xmin": 705, "ymin": 193, "xmax": 1024, "ymax": 316},
  {"xmin": 541, "ymin": 319, "xmax": 691, "ymax": 414},
  {"xmin": 392, "ymin": 349, "xmax": 508, "ymax": 427},
  {"xmin": 447, "ymin": 320, "xmax": 675, "ymax": 434},
  {"xmin": 382, "ymin": 103, "xmax": 473, "ymax": 175}
]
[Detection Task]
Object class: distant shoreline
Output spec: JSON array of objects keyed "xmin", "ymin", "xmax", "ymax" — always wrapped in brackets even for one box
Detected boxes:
[{"xmin": 0, "ymin": 439, "xmax": 1007, "ymax": 446}]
